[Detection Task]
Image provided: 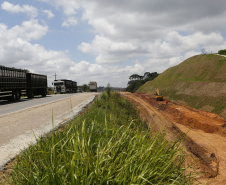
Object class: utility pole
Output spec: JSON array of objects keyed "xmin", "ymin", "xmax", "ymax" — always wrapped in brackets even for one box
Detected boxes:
[{"xmin": 53, "ymin": 73, "xmax": 57, "ymax": 80}]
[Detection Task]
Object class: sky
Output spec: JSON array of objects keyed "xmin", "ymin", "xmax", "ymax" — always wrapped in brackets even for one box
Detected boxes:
[{"xmin": 1, "ymin": 0, "xmax": 226, "ymax": 87}]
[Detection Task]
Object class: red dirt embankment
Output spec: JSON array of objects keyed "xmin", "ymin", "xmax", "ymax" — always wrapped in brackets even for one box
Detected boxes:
[{"xmin": 121, "ymin": 92, "xmax": 226, "ymax": 185}]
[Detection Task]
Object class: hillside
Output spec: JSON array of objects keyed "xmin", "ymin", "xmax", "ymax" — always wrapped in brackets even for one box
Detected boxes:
[{"xmin": 137, "ymin": 54, "xmax": 226, "ymax": 118}]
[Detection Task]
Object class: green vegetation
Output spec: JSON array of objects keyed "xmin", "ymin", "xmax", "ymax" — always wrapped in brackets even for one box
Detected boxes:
[
  {"xmin": 126, "ymin": 72, "xmax": 159, "ymax": 93},
  {"xmin": 137, "ymin": 54, "xmax": 226, "ymax": 118},
  {"xmin": 7, "ymin": 92, "xmax": 193, "ymax": 184},
  {"xmin": 47, "ymin": 87, "xmax": 54, "ymax": 95},
  {"xmin": 81, "ymin": 84, "xmax": 90, "ymax": 92},
  {"xmin": 218, "ymin": 49, "xmax": 226, "ymax": 55}
]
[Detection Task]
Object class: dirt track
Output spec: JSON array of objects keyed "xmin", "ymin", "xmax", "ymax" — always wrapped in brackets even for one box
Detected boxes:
[{"xmin": 121, "ymin": 92, "xmax": 226, "ymax": 185}]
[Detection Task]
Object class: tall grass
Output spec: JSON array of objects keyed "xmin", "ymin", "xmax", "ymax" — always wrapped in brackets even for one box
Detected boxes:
[{"xmin": 8, "ymin": 92, "xmax": 194, "ymax": 184}]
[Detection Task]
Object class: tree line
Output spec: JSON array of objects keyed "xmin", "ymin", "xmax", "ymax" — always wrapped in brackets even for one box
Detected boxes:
[
  {"xmin": 218, "ymin": 49, "xmax": 226, "ymax": 55},
  {"xmin": 126, "ymin": 72, "xmax": 159, "ymax": 93}
]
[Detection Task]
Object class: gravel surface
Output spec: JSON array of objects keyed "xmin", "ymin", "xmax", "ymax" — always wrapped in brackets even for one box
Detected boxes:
[{"xmin": 0, "ymin": 93, "xmax": 99, "ymax": 170}]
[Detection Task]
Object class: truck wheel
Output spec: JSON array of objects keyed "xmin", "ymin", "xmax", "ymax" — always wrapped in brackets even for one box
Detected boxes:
[
  {"xmin": 16, "ymin": 91, "xmax": 20, "ymax": 100},
  {"xmin": 28, "ymin": 92, "xmax": 34, "ymax": 99},
  {"xmin": 10, "ymin": 91, "xmax": 17, "ymax": 101},
  {"xmin": 42, "ymin": 91, "xmax": 47, "ymax": 97}
]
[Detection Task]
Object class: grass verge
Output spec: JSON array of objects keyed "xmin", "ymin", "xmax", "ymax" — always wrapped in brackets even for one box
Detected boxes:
[{"xmin": 5, "ymin": 92, "xmax": 194, "ymax": 184}]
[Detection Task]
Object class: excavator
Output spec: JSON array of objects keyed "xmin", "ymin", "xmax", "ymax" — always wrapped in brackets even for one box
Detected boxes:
[{"xmin": 155, "ymin": 89, "xmax": 164, "ymax": 101}]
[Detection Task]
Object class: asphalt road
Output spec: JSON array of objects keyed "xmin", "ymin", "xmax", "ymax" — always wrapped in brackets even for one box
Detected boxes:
[{"xmin": 0, "ymin": 93, "xmax": 87, "ymax": 116}]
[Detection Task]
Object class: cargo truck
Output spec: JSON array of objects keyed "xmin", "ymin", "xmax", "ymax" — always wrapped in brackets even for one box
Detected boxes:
[
  {"xmin": 89, "ymin": 81, "xmax": 97, "ymax": 92},
  {"xmin": 0, "ymin": 65, "xmax": 47, "ymax": 101},
  {"xmin": 53, "ymin": 79, "xmax": 77, "ymax": 94}
]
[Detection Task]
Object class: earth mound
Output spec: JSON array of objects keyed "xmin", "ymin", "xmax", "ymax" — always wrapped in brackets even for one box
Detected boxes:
[{"xmin": 137, "ymin": 54, "xmax": 226, "ymax": 118}]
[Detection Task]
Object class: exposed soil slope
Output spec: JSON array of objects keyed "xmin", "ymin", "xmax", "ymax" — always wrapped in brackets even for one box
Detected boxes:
[
  {"xmin": 137, "ymin": 54, "xmax": 226, "ymax": 118},
  {"xmin": 121, "ymin": 92, "xmax": 226, "ymax": 185}
]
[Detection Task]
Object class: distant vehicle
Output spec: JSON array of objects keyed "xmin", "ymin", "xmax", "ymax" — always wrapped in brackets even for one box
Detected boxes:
[
  {"xmin": 77, "ymin": 88, "xmax": 82, "ymax": 93},
  {"xmin": 155, "ymin": 88, "xmax": 164, "ymax": 101},
  {"xmin": 89, "ymin": 81, "xmax": 97, "ymax": 92},
  {"xmin": 0, "ymin": 65, "xmax": 47, "ymax": 101},
  {"xmin": 53, "ymin": 79, "xmax": 77, "ymax": 94}
]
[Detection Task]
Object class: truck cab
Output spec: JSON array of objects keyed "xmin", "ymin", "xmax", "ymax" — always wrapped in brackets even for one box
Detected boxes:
[
  {"xmin": 89, "ymin": 81, "xmax": 97, "ymax": 92},
  {"xmin": 53, "ymin": 80, "xmax": 65, "ymax": 94}
]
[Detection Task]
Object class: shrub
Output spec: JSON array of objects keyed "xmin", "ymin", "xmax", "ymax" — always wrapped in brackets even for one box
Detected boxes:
[{"xmin": 218, "ymin": 49, "xmax": 226, "ymax": 55}]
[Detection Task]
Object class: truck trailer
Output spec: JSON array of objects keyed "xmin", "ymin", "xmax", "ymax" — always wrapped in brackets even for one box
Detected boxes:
[
  {"xmin": 89, "ymin": 81, "xmax": 97, "ymax": 92},
  {"xmin": 26, "ymin": 73, "xmax": 47, "ymax": 98},
  {"xmin": 0, "ymin": 65, "xmax": 47, "ymax": 101},
  {"xmin": 53, "ymin": 79, "xmax": 77, "ymax": 94}
]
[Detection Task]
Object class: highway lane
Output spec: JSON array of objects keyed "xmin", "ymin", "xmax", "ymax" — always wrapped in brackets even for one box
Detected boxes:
[{"xmin": 0, "ymin": 93, "xmax": 88, "ymax": 116}]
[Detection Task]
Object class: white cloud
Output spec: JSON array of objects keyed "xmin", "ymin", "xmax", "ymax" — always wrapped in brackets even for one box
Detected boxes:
[
  {"xmin": 164, "ymin": 31, "xmax": 226, "ymax": 55},
  {"xmin": 0, "ymin": 20, "xmax": 48, "ymax": 42},
  {"xmin": 1, "ymin": 1, "xmax": 38, "ymax": 18},
  {"xmin": 79, "ymin": 31, "xmax": 226, "ymax": 66},
  {"xmin": 78, "ymin": 35, "xmax": 144, "ymax": 64},
  {"xmin": 62, "ymin": 17, "xmax": 77, "ymax": 27},
  {"xmin": 40, "ymin": 0, "xmax": 80, "ymax": 27},
  {"xmin": 42, "ymin": 9, "xmax": 54, "ymax": 19},
  {"xmin": 53, "ymin": 0, "xmax": 80, "ymax": 16},
  {"xmin": 2, "ymin": 0, "xmax": 226, "ymax": 87},
  {"xmin": 75, "ymin": 0, "xmax": 226, "ymax": 74}
]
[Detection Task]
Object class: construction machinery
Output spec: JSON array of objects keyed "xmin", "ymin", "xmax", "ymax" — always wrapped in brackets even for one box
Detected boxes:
[{"xmin": 155, "ymin": 89, "xmax": 164, "ymax": 101}]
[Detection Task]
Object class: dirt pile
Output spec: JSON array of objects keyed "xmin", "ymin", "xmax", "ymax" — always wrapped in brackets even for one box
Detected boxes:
[
  {"xmin": 135, "ymin": 93, "xmax": 226, "ymax": 137},
  {"xmin": 122, "ymin": 92, "xmax": 226, "ymax": 185}
]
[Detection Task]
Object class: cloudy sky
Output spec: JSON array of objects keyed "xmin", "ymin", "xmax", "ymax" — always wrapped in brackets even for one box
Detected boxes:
[{"xmin": 1, "ymin": 0, "xmax": 226, "ymax": 87}]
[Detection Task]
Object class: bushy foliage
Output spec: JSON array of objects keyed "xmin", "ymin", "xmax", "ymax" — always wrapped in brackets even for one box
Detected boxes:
[
  {"xmin": 81, "ymin": 84, "xmax": 89, "ymax": 92},
  {"xmin": 126, "ymin": 80, "xmax": 145, "ymax": 93},
  {"xmin": 126, "ymin": 72, "xmax": 159, "ymax": 93},
  {"xmin": 218, "ymin": 49, "xmax": 226, "ymax": 55},
  {"xmin": 106, "ymin": 83, "xmax": 111, "ymax": 96}
]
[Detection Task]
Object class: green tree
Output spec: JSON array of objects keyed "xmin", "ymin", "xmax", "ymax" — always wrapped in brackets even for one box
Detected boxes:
[
  {"xmin": 129, "ymin": 74, "xmax": 143, "ymax": 81},
  {"xmin": 126, "ymin": 72, "xmax": 159, "ymax": 93},
  {"xmin": 218, "ymin": 49, "xmax": 226, "ymax": 55},
  {"xmin": 82, "ymin": 84, "xmax": 89, "ymax": 92}
]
